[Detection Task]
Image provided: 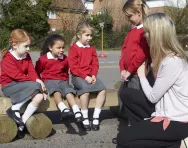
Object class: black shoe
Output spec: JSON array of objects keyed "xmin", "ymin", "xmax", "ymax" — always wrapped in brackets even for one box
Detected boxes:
[
  {"xmin": 6, "ymin": 108, "xmax": 22, "ymax": 125},
  {"xmin": 75, "ymin": 111, "xmax": 84, "ymax": 122},
  {"xmin": 17, "ymin": 129, "xmax": 25, "ymax": 139},
  {"xmin": 81, "ymin": 118, "xmax": 91, "ymax": 131},
  {"xmin": 112, "ymin": 138, "xmax": 117, "ymax": 144},
  {"xmin": 60, "ymin": 108, "xmax": 74, "ymax": 120},
  {"xmin": 91, "ymin": 118, "xmax": 100, "ymax": 131}
]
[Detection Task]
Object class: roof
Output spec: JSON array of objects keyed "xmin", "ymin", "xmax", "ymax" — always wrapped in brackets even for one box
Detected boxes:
[{"xmin": 51, "ymin": 0, "xmax": 87, "ymax": 13}]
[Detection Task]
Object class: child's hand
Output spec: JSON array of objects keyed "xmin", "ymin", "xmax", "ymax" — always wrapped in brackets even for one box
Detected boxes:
[
  {"xmin": 120, "ymin": 70, "xmax": 127, "ymax": 80},
  {"xmin": 121, "ymin": 70, "xmax": 131, "ymax": 81},
  {"xmin": 43, "ymin": 92, "xmax": 48, "ymax": 100},
  {"xmin": 91, "ymin": 75, "xmax": 96, "ymax": 84},
  {"xmin": 36, "ymin": 79, "xmax": 47, "ymax": 92},
  {"xmin": 85, "ymin": 76, "xmax": 92, "ymax": 84},
  {"xmin": 124, "ymin": 71, "xmax": 131, "ymax": 81}
]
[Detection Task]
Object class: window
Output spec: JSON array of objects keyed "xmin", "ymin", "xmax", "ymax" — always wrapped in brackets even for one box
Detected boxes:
[{"xmin": 47, "ymin": 10, "xmax": 56, "ymax": 19}]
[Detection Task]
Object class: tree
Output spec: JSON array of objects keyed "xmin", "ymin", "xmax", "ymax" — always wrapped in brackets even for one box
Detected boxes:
[
  {"xmin": 0, "ymin": 0, "xmax": 51, "ymax": 49},
  {"xmin": 165, "ymin": 0, "xmax": 188, "ymax": 34}
]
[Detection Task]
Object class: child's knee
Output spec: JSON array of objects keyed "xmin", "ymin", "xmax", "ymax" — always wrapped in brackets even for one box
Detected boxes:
[{"xmin": 33, "ymin": 93, "xmax": 44, "ymax": 104}]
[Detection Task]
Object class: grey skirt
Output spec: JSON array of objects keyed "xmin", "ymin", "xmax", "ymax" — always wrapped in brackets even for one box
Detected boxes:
[
  {"xmin": 2, "ymin": 81, "xmax": 43, "ymax": 104},
  {"xmin": 72, "ymin": 76, "xmax": 106, "ymax": 96},
  {"xmin": 44, "ymin": 80, "xmax": 76, "ymax": 97}
]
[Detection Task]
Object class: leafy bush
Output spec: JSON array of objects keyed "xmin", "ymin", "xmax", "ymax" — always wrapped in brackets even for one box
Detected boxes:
[{"xmin": 0, "ymin": 0, "xmax": 51, "ymax": 49}]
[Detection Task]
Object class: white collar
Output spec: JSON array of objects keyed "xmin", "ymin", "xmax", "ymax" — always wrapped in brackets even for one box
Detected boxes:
[
  {"xmin": 132, "ymin": 24, "xmax": 143, "ymax": 29},
  {"xmin": 9, "ymin": 49, "xmax": 27, "ymax": 60},
  {"xmin": 47, "ymin": 52, "xmax": 64, "ymax": 60},
  {"xmin": 76, "ymin": 41, "xmax": 90, "ymax": 48}
]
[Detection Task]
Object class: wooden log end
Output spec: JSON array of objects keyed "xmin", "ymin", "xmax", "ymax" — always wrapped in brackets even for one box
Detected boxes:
[
  {"xmin": 0, "ymin": 115, "xmax": 17, "ymax": 143},
  {"xmin": 26, "ymin": 113, "xmax": 52, "ymax": 139}
]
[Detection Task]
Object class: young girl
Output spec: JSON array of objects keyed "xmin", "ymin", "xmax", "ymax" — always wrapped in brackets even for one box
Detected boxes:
[
  {"xmin": 118, "ymin": 0, "xmax": 155, "ymax": 125},
  {"xmin": 35, "ymin": 34, "xmax": 83, "ymax": 122},
  {"xmin": 0, "ymin": 29, "xmax": 46, "ymax": 137},
  {"xmin": 68, "ymin": 22, "xmax": 106, "ymax": 131},
  {"xmin": 117, "ymin": 12, "xmax": 188, "ymax": 148}
]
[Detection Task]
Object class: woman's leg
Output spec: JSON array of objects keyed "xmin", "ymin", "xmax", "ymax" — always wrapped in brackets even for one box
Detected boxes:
[
  {"xmin": 117, "ymin": 120, "xmax": 187, "ymax": 148},
  {"xmin": 120, "ymin": 88, "xmax": 155, "ymax": 126}
]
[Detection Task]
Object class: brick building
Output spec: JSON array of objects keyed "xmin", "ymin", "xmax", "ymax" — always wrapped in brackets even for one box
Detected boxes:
[
  {"xmin": 48, "ymin": 0, "xmax": 87, "ymax": 31},
  {"xmin": 84, "ymin": 0, "xmax": 165, "ymax": 29}
]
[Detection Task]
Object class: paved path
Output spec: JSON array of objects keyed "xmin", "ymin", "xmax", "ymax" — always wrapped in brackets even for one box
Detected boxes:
[{"xmin": 0, "ymin": 109, "xmax": 127, "ymax": 148}]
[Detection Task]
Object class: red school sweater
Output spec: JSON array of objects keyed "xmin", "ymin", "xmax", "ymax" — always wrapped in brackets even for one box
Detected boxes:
[
  {"xmin": 119, "ymin": 26, "xmax": 150, "ymax": 74},
  {"xmin": 35, "ymin": 54, "xmax": 69, "ymax": 82},
  {"xmin": 0, "ymin": 52, "xmax": 39, "ymax": 87},
  {"xmin": 68, "ymin": 43, "xmax": 99, "ymax": 79}
]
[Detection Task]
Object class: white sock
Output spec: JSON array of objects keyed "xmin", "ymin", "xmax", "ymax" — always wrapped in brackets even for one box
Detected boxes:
[
  {"xmin": 11, "ymin": 99, "xmax": 28, "ymax": 118},
  {"xmin": 81, "ymin": 109, "xmax": 89, "ymax": 125},
  {"xmin": 72, "ymin": 105, "xmax": 81, "ymax": 118},
  {"xmin": 22, "ymin": 103, "xmax": 38, "ymax": 124},
  {"xmin": 93, "ymin": 108, "xmax": 101, "ymax": 125},
  {"xmin": 58, "ymin": 102, "xmax": 69, "ymax": 112}
]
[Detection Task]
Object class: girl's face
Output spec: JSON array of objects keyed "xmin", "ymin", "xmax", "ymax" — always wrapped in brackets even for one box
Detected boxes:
[
  {"xmin": 49, "ymin": 40, "xmax": 65, "ymax": 57},
  {"xmin": 127, "ymin": 11, "xmax": 142, "ymax": 26},
  {"xmin": 13, "ymin": 40, "xmax": 31, "ymax": 57},
  {"xmin": 78, "ymin": 28, "xmax": 93, "ymax": 45}
]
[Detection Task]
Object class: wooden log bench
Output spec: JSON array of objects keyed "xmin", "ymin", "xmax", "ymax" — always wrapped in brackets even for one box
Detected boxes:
[{"xmin": 0, "ymin": 89, "xmax": 119, "ymax": 143}]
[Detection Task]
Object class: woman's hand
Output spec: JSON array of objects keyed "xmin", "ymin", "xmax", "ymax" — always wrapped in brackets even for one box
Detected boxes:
[{"xmin": 137, "ymin": 62, "xmax": 149, "ymax": 78}]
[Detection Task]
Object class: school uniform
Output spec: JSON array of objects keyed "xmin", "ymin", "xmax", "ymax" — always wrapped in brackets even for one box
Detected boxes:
[
  {"xmin": 117, "ymin": 56, "xmax": 188, "ymax": 148},
  {"xmin": 35, "ymin": 52, "xmax": 76, "ymax": 97},
  {"xmin": 119, "ymin": 24, "xmax": 151, "ymax": 89},
  {"xmin": 118, "ymin": 24, "xmax": 154, "ymax": 121},
  {"xmin": 0, "ymin": 49, "xmax": 43, "ymax": 104},
  {"xmin": 68, "ymin": 41, "xmax": 106, "ymax": 96}
]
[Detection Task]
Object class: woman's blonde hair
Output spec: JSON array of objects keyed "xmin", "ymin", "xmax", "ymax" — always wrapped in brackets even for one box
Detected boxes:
[
  {"xmin": 122, "ymin": 0, "xmax": 149, "ymax": 19},
  {"xmin": 143, "ymin": 13, "xmax": 188, "ymax": 73},
  {"xmin": 1, "ymin": 29, "xmax": 31, "ymax": 57},
  {"xmin": 71, "ymin": 21, "xmax": 94, "ymax": 45}
]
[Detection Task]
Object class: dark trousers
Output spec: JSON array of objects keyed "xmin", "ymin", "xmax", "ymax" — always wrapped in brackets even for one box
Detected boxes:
[
  {"xmin": 120, "ymin": 88, "xmax": 155, "ymax": 125},
  {"xmin": 118, "ymin": 71, "xmax": 155, "ymax": 120},
  {"xmin": 117, "ymin": 88, "xmax": 188, "ymax": 148},
  {"xmin": 116, "ymin": 119, "xmax": 188, "ymax": 148}
]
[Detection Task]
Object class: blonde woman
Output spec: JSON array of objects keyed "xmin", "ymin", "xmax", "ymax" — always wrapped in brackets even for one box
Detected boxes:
[{"xmin": 116, "ymin": 13, "xmax": 188, "ymax": 148}]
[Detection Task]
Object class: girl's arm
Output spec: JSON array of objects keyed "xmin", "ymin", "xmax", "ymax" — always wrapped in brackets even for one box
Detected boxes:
[
  {"xmin": 27, "ymin": 54, "xmax": 40, "ymax": 81},
  {"xmin": 2, "ymin": 55, "xmax": 31, "ymax": 81},
  {"xmin": 138, "ymin": 57, "xmax": 183, "ymax": 103},
  {"xmin": 91, "ymin": 48, "xmax": 99, "ymax": 77},
  {"xmin": 119, "ymin": 38, "xmax": 127, "ymax": 71},
  {"xmin": 127, "ymin": 35, "xmax": 150, "ymax": 74},
  {"xmin": 35, "ymin": 56, "xmax": 45, "ymax": 79}
]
